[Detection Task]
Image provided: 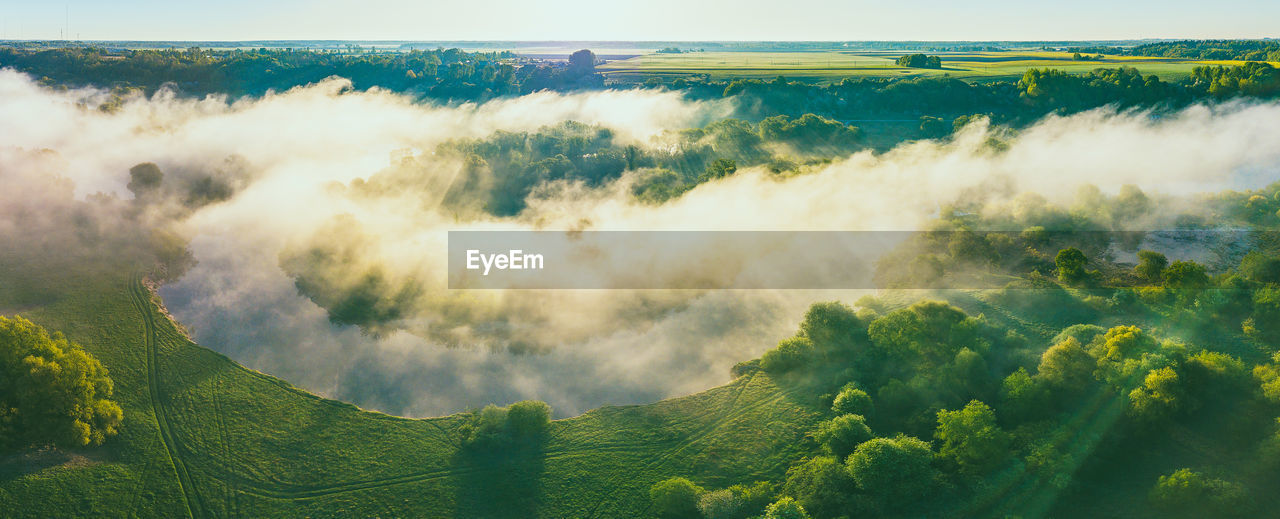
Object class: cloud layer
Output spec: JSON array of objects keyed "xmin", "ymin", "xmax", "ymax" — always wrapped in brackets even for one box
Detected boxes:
[{"xmin": 3, "ymin": 69, "xmax": 1280, "ymax": 417}]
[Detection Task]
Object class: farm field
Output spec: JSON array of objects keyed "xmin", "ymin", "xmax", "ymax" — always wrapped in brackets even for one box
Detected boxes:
[{"xmin": 598, "ymin": 50, "xmax": 1272, "ymax": 83}]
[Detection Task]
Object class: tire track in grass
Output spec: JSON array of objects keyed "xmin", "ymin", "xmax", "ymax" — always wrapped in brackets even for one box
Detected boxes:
[
  {"xmin": 582, "ymin": 373, "xmax": 783, "ymax": 518},
  {"xmin": 129, "ymin": 273, "xmax": 203, "ymax": 518}
]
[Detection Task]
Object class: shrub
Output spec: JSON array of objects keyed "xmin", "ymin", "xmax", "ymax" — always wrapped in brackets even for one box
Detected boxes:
[
  {"xmin": 763, "ymin": 497, "xmax": 811, "ymax": 519},
  {"xmin": 760, "ymin": 336, "xmax": 815, "ymax": 374},
  {"xmin": 815, "ymin": 414, "xmax": 872, "ymax": 460},
  {"xmin": 831, "ymin": 385, "xmax": 874, "ymax": 417},
  {"xmin": 650, "ymin": 477, "xmax": 704, "ymax": 519},
  {"xmin": 0, "ymin": 316, "xmax": 122, "ymax": 452},
  {"xmin": 1149, "ymin": 468, "xmax": 1252, "ymax": 518}
]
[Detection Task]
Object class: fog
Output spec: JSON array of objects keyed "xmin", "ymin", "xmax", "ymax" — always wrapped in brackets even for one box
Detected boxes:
[{"xmin": 2, "ymin": 69, "xmax": 1279, "ymax": 417}]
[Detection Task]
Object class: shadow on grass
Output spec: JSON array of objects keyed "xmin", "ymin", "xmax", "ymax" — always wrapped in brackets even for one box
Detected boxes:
[{"xmin": 451, "ymin": 435, "xmax": 548, "ymax": 518}]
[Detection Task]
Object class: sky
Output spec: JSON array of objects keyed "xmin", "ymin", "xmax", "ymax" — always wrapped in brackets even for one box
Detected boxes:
[{"xmin": 0, "ymin": 0, "xmax": 1277, "ymax": 42}]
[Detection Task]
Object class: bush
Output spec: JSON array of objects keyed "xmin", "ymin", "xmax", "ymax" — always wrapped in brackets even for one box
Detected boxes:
[
  {"xmin": 0, "ymin": 316, "xmax": 122, "ymax": 452},
  {"xmin": 782, "ymin": 456, "xmax": 855, "ymax": 518},
  {"xmin": 1149, "ymin": 468, "xmax": 1252, "ymax": 518},
  {"xmin": 506, "ymin": 400, "xmax": 551, "ymax": 438},
  {"xmin": 846, "ymin": 436, "xmax": 938, "ymax": 508},
  {"xmin": 650, "ymin": 477, "xmax": 704, "ymax": 518},
  {"xmin": 763, "ymin": 497, "xmax": 811, "ymax": 519},
  {"xmin": 831, "ymin": 385, "xmax": 874, "ymax": 417},
  {"xmin": 760, "ymin": 336, "xmax": 815, "ymax": 374},
  {"xmin": 935, "ymin": 400, "xmax": 1010, "ymax": 476},
  {"xmin": 814, "ymin": 414, "xmax": 872, "ymax": 460},
  {"xmin": 697, "ymin": 489, "xmax": 743, "ymax": 519}
]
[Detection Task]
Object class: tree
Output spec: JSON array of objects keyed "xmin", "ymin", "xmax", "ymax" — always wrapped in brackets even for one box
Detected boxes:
[
  {"xmin": 895, "ymin": 53, "xmax": 942, "ymax": 69},
  {"xmin": 760, "ymin": 336, "xmax": 815, "ymax": 374},
  {"xmin": 1037, "ymin": 337, "xmax": 1096, "ymax": 394},
  {"xmin": 798, "ymin": 301, "xmax": 864, "ymax": 356},
  {"xmin": 0, "ymin": 316, "xmax": 122, "ymax": 452},
  {"xmin": 1163, "ymin": 260, "xmax": 1209, "ymax": 289},
  {"xmin": 127, "ymin": 162, "xmax": 164, "ymax": 200},
  {"xmin": 1099, "ymin": 325, "xmax": 1156, "ymax": 364},
  {"xmin": 698, "ymin": 489, "xmax": 744, "ymax": 519},
  {"xmin": 506, "ymin": 400, "xmax": 551, "ymax": 438},
  {"xmin": 815, "ymin": 414, "xmax": 872, "ymax": 460},
  {"xmin": 650, "ymin": 477, "xmax": 704, "ymax": 519},
  {"xmin": 568, "ymin": 49, "xmax": 596, "ymax": 73},
  {"xmin": 1128, "ymin": 366, "xmax": 1184, "ymax": 425},
  {"xmin": 831, "ymin": 385, "xmax": 874, "ymax": 418},
  {"xmin": 1149, "ymin": 469, "xmax": 1252, "ymax": 518},
  {"xmin": 934, "ymin": 400, "xmax": 1011, "ymax": 476},
  {"xmin": 1135, "ymin": 250, "xmax": 1169, "ymax": 283},
  {"xmin": 763, "ymin": 497, "xmax": 811, "ymax": 519},
  {"xmin": 782, "ymin": 456, "xmax": 855, "ymax": 518},
  {"xmin": 845, "ymin": 436, "xmax": 938, "ymax": 508},
  {"xmin": 1055, "ymin": 247, "xmax": 1088, "ymax": 284},
  {"xmin": 699, "ymin": 158, "xmax": 738, "ymax": 182}
]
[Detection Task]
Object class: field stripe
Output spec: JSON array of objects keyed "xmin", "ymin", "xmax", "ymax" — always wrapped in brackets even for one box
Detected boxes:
[{"xmin": 129, "ymin": 273, "xmax": 203, "ymax": 518}]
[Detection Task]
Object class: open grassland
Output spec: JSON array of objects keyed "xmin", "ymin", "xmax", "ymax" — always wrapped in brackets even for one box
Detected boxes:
[
  {"xmin": 599, "ymin": 50, "xmax": 1275, "ymax": 83},
  {"xmin": 0, "ymin": 243, "xmax": 822, "ymax": 518}
]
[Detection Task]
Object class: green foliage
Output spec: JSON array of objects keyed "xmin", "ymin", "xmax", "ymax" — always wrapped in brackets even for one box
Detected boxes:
[
  {"xmin": 1055, "ymin": 247, "xmax": 1088, "ymax": 284},
  {"xmin": 699, "ymin": 158, "xmax": 739, "ymax": 182},
  {"xmin": 760, "ymin": 336, "xmax": 816, "ymax": 374},
  {"xmin": 1037, "ymin": 337, "xmax": 1097, "ymax": 397},
  {"xmin": 1163, "ymin": 260, "xmax": 1210, "ymax": 289},
  {"xmin": 934, "ymin": 400, "xmax": 1011, "ymax": 476},
  {"xmin": 1135, "ymin": 250, "xmax": 1169, "ymax": 283},
  {"xmin": 697, "ymin": 489, "xmax": 743, "ymax": 519},
  {"xmin": 814, "ymin": 414, "xmax": 872, "ymax": 460},
  {"xmin": 763, "ymin": 497, "xmax": 811, "ymax": 519},
  {"xmin": 650, "ymin": 477, "xmax": 705, "ymax": 519},
  {"xmin": 798, "ymin": 301, "xmax": 867, "ymax": 358},
  {"xmin": 459, "ymin": 400, "xmax": 552, "ymax": 448},
  {"xmin": 845, "ymin": 436, "xmax": 938, "ymax": 509},
  {"xmin": 1098, "ymin": 325, "xmax": 1157, "ymax": 364},
  {"xmin": 1149, "ymin": 469, "xmax": 1252, "ymax": 518},
  {"xmin": 781, "ymin": 456, "xmax": 854, "ymax": 518},
  {"xmin": 1127, "ymin": 367, "xmax": 1184, "ymax": 425},
  {"xmin": 0, "ymin": 316, "xmax": 122, "ymax": 452},
  {"xmin": 831, "ymin": 385, "xmax": 874, "ymax": 418},
  {"xmin": 1191, "ymin": 61, "xmax": 1280, "ymax": 97},
  {"xmin": 896, "ymin": 53, "xmax": 943, "ymax": 69}
]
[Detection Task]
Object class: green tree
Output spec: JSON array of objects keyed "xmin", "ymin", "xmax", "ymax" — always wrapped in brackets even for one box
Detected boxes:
[
  {"xmin": 650, "ymin": 477, "xmax": 704, "ymax": 519},
  {"xmin": 506, "ymin": 400, "xmax": 551, "ymax": 438},
  {"xmin": 815, "ymin": 414, "xmax": 872, "ymax": 460},
  {"xmin": 845, "ymin": 436, "xmax": 938, "ymax": 508},
  {"xmin": 934, "ymin": 400, "xmax": 1011, "ymax": 476},
  {"xmin": 763, "ymin": 497, "xmax": 811, "ymax": 519},
  {"xmin": 1128, "ymin": 366, "xmax": 1184, "ymax": 424},
  {"xmin": 697, "ymin": 489, "xmax": 743, "ymax": 519},
  {"xmin": 1163, "ymin": 260, "xmax": 1210, "ymax": 289},
  {"xmin": 1055, "ymin": 247, "xmax": 1088, "ymax": 284},
  {"xmin": 1149, "ymin": 469, "xmax": 1252, "ymax": 518},
  {"xmin": 831, "ymin": 385, "xmax": 874, "ymax": 418},
  {"xmin": 0, "ymin": 316, "xmax": 122, "ymax": 452},
  {"xmin": 760, "ymin": 336, "xmax": 815, "ymax": 374},
  {"xmin": 1037, "ymin": 337, "xmax": 1096, "ymax": 394},
  {"xmin": 782, "ymin": 456, "xmax": 854, "ymax": 518},
  {"xmin": 699, "ymin": 158, "xmax": 738, "ymax": 182},
  {"xmin": 1135, "ymin": 250, "xmax": 1169, "ymax": 283}
]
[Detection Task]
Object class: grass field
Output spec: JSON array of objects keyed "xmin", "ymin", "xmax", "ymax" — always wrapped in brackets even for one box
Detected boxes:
[
  {"xmin": 0, "ymin": 241, "xmax": 825, "ymax": 518},
  {"xmin": 598, "ymin": 50, "xmax": 1271, "ymax": 83},
  {"xmin": 3, "ymin": 222, "xmax": 1279, "ymax": 516}
]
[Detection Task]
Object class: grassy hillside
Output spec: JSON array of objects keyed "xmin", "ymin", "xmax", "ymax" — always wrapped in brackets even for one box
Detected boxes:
[{"xmin": 0, "ymin": 246, "xmax": 822, "ymax": 518}]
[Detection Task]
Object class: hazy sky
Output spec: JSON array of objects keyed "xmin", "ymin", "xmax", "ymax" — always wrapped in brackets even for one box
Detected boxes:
[{"xmin": 0, "ymin": 0, "xmax": 1277, "ymax": 41}]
